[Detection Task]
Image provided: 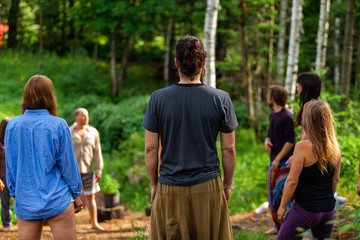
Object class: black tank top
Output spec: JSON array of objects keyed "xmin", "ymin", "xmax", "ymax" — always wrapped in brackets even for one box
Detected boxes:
[{"xmin": 294, "ymin": 162, "xmax": 335, "ymax": 212}]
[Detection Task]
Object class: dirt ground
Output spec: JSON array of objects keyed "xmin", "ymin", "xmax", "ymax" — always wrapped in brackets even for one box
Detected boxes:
[{"xmin": 0, "ymin": 194, "xmax": 355, "ymax": 240}]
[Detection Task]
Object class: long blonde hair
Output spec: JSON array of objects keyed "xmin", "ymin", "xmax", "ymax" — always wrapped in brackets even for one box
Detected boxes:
[
  {"xmin": 21, "ymin": 75, "xmax": 57, "ymax": 116},
  {"xmin": 303, "ymin": 100, "xmax": 340, "ymax": 173}
]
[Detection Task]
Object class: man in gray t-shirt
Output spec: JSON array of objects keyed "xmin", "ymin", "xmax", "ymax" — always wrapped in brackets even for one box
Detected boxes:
[
  {"xmin": 143, "ymin": 83, "xmax": 238, "ymax": 186},
  {"xmin": 143, "ymin": 35, "xmax": 238, "ymax": 239}
]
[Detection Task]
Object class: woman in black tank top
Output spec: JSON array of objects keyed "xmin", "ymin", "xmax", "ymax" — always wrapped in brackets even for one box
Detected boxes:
[{"xmin": 277, "ymin": 100, "xmax": 341, "ymax": 240}]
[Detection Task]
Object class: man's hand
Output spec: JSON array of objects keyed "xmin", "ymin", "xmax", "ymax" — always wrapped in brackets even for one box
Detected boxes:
[
  {"xmin": 74, "ymin": 196, "xmax": 83, "ymax": 213},
  {"xmin": 95, "ymin": 173, "xmax": 101, "ymax": 182},
  {"xmin": 272, "ymin": 159, "xmax": 280, "ymax": 171},
  {"xmin": 150, "ymin": 184, "xmax": 157, "ymax": 204},
  {"xmin": 223, "ymin": 182, "xmax": 231, "ymax": 203},
  {"xmin": 264, "ymin": 138, "xmax": 273, "ymax": 153},
  {"xmin": 0, "ymin": 179, "xmax": 4, "ymax": 191}
]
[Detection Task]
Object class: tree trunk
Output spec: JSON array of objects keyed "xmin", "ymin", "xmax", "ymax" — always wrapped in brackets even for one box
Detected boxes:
[
  {"xmin": 321, "ymin": 0, "xmax": 330, "ymax": 71},
  {"xmin": 39, "ymin": 0, "xmax": 43, "ymax": 51},
  {"xmin": 60, "ymin": 0, "xmax": 67, "ymax": 55},
  {"xmin": 239, "ymin": 0, "xmax": 255, "ymax": 125},
  {"xmin": 315, "ymin": 0, "xmax": 331, "ymax": 72},
  {"xmin": 285, "ymin": 0, "xmax": 303, "ymax": 102},
  {"xmin": 7, "ymin": 0, "xmax": 21, "ymax": 49},
  {"xmin": 253, "ymin": 16, "xmax": 262, "ymax": 140},
  {"xmin": 265, "ymin": 2, "xmax": 274, "ymax": 95},
  {"xmin": 276, "ymin": 0, "xmax": 287, "ymax": 85},
  {"xmin": 354, "ymin": 38, "xmax": 360, "ymax": 98},
  {"xmin": 340, "ymin": 0, "xmax": 355, "ymax": 101},
  {"xmin": 164, "ymin": 18, "xmax": 173, "ymax": 87},
  {"xmin": 334, "ymin": 0, "xmax": 341, "ymax": 94},
  {"xmin": 93, "ymin": 41, "xmax": 98, "ymax": 67},
  {"xmin": 203, "ymin": 0, "xmax": 220, "ymax": 88},
  {"xmin": 110, "ymin": 31, "xmax": 117, "ymax": 97},
  {"xmin": 69, "ymin": 0, "xmax": 77, "ymax": 55},
  {"xmin": 116, "ymin": 35, "xmax": 133, "ymax": 97}
]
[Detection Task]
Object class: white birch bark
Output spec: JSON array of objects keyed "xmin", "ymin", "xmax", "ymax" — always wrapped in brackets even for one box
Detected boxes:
[
  {"xmin": 321, "ymin": 0, "xmax": 330, "ymax": 70},
  {"xmin": 316, "ymin": 0, "xmax": 331, "ymax": 72},
  {"xmin": 285, "ymin": 0, "xmax": 303, "ymax": 102},
  {"xmin": 164, "ymin": 18, "xmax": 173, "ymax": 87},
  {"xmin": 276, "ymin": 0, "xmax": 287, "ymax": 85},
  {"xmin": 203, "ymin": 0, "xmax": 220, "ymax": 88},
  {"xmin": 334, "ymin": 0, "xmax": 341, "ymax": 93}
]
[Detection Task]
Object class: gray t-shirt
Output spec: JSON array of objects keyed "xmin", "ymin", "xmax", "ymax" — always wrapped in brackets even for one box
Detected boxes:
[{"xmin": 142, "ymin": 83, "xmax": 238, "ymax": 186}]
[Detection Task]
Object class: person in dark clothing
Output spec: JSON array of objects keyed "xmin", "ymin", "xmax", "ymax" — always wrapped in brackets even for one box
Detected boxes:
[
  {"xmin": 143, "ymin": 36, "xmax": 238, "ymax": 239},
  {"xmin": 277, "ymin": 100, "xmax": 341, "ymax": 240},
  {"xmin": 265, "ymin": 85, "xmax": 295, "ymax": 230},
  {"xmin": 0, "ymin": 117, "xmax": 11, "ymax": 231}
]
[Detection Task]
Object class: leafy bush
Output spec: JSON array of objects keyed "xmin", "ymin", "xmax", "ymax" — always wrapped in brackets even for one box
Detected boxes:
[
  {"xmin": 100, "ymin": 174, "xmax": 120, "ymax": 194},
  {"xmin": 61, "ymin": 95, "xmax": 150, "ymax": 153},
  {"xmin": 335, "ymin": 204, "xmax": 360, "ymax": 239}
]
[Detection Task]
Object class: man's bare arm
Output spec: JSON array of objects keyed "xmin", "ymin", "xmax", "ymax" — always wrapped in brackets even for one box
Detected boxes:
[
  {"xmin": 220, "ymin": 131, "xmax": 236, "ymax": 203},
  {"xmin": 145, "ymin": 130, "xmax": 159, "ymax": 203}
]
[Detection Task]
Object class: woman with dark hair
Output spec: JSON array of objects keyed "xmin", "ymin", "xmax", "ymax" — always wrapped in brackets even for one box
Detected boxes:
[
  {"xmin": 0, "ymin": 117, "xmax": 11, "ymax": 231},
  {"xmin": 143, "ymin": 36, "xmax": 238, "ymax": 239},
  {"xmin": 277, "ymin": 100, "xmax": 341, "ymax": 239},
  {"xmin": 5, "ymin": 75, "xmax": 83, "ymax": 240},
  {"xmin": 295, "ymin": 72, "xmax": 321, "ymax": 138}
]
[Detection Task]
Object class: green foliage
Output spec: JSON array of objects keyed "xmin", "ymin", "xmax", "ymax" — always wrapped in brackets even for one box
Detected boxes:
[
  {"xmin": 228, "ymin": 129, "xmax": 268, "ymax": 215},
  {"xmin": 337, "ymin": 205, "xmax": 360, "ymax": 239},
  {"xmin": 101, "ymin": 132, "xmax": 150, "ymax": 211},
  {"xmin": 127, "ymin": 219, "xmax": 148, "ymax": 240},
  {"xmin": 100, "ymin": 174, "xmax": 120, "ymax": 195},
  {"xmin": 0, "ymin": 50, "xmax": 111, "ymax": 99},
  {"xmin": 61, "ymin": 95, "xmax": 149, "ymax": 153},
  {"xmin": 0, "ymin": 196, "xmax": 17, "ymax": 226},
  {"xmin": 234, "ymin": 231, "xmax": 274, "ymax": 240},
  {"xmin": 321, "ymin": 93, "xmax": 360, "ymax": 197}
]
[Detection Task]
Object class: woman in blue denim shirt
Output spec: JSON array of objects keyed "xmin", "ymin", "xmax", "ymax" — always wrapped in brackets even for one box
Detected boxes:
[{"xmin": 5, "ymin": 75, "xmax": 83, "ymax": 240}]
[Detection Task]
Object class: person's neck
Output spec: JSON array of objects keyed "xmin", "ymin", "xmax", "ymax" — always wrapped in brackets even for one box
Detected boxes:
[
  {"xmin": 178, "ymin": 75, "xmax": 202, "ymax": 84},
  {"xmin": 76, "ymin": 123, "xmax": 88, "ymax": 130},
  {"xmin": 273, "ymin": 104, "xmax": 284, "ymax": 113}
]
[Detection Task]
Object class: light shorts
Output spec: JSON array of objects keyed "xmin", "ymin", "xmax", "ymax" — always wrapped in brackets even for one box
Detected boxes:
[{"xmin": 80, "ymin": 171, "xmax": 100, "ymax": 196}]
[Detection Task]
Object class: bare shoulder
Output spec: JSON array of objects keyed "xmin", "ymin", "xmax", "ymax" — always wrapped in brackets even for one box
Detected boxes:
[{"xmin": 295, "ymin": 139, "xmax": 312, "ymax": 151}]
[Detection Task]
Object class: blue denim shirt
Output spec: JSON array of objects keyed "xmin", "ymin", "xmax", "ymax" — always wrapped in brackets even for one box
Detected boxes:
[{"xmin": 5, "ymin": 109, "xmax": 82, "ymax": 220}]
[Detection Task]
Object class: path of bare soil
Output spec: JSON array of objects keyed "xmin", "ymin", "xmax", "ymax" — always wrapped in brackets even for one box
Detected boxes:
[{"xmin": 0, "ymin": 193, "xmax": 355, "ymax": 240}]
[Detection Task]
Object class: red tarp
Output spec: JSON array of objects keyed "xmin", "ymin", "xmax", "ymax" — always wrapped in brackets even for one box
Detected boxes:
[{"xmin": 0, "ymin": 24, "xmax": 9, "ymax": 47}]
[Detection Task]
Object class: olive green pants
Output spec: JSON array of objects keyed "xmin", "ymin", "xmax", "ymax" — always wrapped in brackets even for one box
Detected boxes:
[{"xmin": 150, "ymin": 176, "xmax": 233, "ymax": 240}]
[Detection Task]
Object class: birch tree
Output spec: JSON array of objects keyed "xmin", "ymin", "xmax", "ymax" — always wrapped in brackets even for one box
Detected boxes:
[
  {"xmin": 340, "ymin": 0, "xmax": 355, "ymax": 100},
  {"xmin": 285, "ymin": 0, "xmax": 303, "ymax": 102},
  {"xmin": 315, "ymin": 0, "xmax": 331, "ymax": 72},
  {"xmin": 276, "ymin": 0, "xmax": 287, "ymax": 85},
  {"xmin": 203, "ymin": 0, "xmax": 220, "ymax": 88}
]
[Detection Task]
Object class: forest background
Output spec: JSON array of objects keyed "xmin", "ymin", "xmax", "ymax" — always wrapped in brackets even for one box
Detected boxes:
[{"xmin": 0, "ymin": 0, "xmax": 360, "ymax": 231}]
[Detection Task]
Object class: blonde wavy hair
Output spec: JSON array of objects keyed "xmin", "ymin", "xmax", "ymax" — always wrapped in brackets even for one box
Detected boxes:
[{"xmin": 303, "ymin": 100, "xmax": 340, "ymax": 174}]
